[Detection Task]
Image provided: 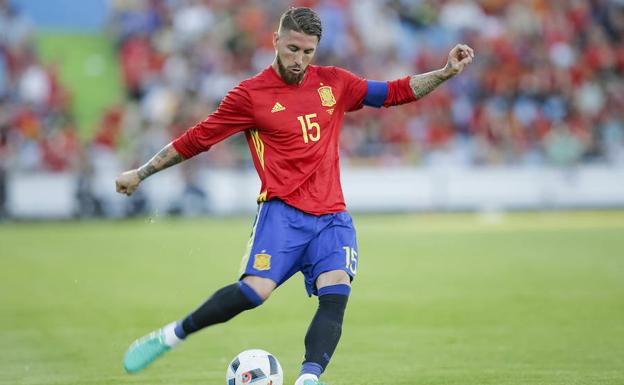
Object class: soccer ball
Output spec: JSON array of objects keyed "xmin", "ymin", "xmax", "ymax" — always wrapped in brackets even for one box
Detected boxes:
[{"xmin": 226, "ymin": 349, "xmax": 283, "ymax": 385}]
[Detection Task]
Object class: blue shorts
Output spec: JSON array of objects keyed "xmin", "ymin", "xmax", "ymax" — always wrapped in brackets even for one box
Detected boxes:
[{"xmin": 239, "ymin": 199, "xmax": 359, "ymax": 296}]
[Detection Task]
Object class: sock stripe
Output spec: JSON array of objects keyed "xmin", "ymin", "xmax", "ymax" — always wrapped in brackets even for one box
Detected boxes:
[
  {"xmin": 318, "ymin": 284, "xmax": 351, "ymax": 297},
  {"xmin": 238, "ymin": 280, "xmax": 264, "ymax": 307},
  {"xmin": 300, "ymin": 362, "xmax": 323, "ymax": 377},
  {"xmin": 174, "ymin": 322, "xmax": 187, "ymax": 339}
]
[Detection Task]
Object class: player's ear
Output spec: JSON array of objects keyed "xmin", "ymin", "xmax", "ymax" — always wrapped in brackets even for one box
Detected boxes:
[{"xmin": 272, "ymin": 31, "xmax": 279, "ymax": 50}]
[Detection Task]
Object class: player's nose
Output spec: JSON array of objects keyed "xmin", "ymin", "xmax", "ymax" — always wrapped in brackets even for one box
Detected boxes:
[{"xmin": 294, "ymin": 52, "xmax": 303, "ymax": 66}]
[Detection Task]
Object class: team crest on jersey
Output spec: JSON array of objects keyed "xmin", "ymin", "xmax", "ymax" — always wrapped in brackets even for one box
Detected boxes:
[
  {"xmin": 253, "ymin": 253, "xmax": 271, "ymax": 271},
  {"xmin": 317, "ymin": 85, "xmax": 336, "ymax": 107}
]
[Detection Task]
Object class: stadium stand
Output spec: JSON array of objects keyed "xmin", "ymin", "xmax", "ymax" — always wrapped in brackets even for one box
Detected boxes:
[{"xmin": 1, "ymin": 0, "xmax": 624, "ymax": 218}]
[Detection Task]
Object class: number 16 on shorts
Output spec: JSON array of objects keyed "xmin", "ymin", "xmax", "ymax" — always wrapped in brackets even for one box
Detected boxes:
[{"xmin": 343, "ymin": 246, "xmax": 358, "ymax": 275}]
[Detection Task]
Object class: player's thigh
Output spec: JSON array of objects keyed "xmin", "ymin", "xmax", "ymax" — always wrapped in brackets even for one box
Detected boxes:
[{"xmin": 316, "ymin": 269, "xmax": 351, "ymax": 290}]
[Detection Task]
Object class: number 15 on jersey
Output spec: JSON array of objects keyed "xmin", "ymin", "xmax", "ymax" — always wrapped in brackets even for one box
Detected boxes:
[{"xmin": 297, "ymin": 113, "xmax": 320, "ymax": 143}]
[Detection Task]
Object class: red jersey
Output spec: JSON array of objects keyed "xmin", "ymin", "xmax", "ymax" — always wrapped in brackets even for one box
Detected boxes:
[{"xmin": 173, "ymin": 65, "xmax": 415, "ymax": 215}]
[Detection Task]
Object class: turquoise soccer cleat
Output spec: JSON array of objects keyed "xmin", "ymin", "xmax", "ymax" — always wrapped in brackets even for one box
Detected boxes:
[
  {"xmin": 123, "ymin": 329, "xmax": 171, "ymax": 373},
  {"xmin": 303, "ymin": 380, "xmax": 326, "ymax": 385}
]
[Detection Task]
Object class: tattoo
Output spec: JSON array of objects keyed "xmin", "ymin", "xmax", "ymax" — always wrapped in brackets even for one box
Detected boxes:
[
  {"xmin": 137, "ymin": 144, "xmax": 184, "ymax": 181},
  {"xmin": 409, "ymin": 67, "xmax": 453, "ymax": 100}
]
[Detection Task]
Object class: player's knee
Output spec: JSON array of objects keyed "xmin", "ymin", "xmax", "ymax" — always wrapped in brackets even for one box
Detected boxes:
[
  {"xmin": 316, "ymin": 270, "xmax": 351, "ymax": 290},
  {"xmin": 241, "ymin": 275, "xmax": 276, "ymax": 301}
]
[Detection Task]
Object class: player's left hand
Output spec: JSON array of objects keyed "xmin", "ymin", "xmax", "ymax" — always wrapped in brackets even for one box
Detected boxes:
[{"xmin": 444, "ymin": 44, "xmax": 474, "ymax": 77}]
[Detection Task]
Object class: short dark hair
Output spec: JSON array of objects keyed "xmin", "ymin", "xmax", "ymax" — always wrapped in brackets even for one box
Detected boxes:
[{"xmin": 278, "ymin": 7, "xmax": 322, "ymax": 42}]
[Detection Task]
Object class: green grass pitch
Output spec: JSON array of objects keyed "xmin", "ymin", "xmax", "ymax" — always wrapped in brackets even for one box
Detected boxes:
[{"xmin": 1, "ymin": 211, "xmax": 623, "ymax": 385}]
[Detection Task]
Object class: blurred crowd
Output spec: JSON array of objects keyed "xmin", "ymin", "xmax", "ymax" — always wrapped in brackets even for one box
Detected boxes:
[
  {"xmin": 0, "ymin": 0, "xmax": 80, "ymax": 217},
  {"xmin": 104, "ymin": 0, "xmax": 624, "ymax": 169},
  {"xmin": 1, "ymin": 0, "xmax": 624, "ymax": 216}
]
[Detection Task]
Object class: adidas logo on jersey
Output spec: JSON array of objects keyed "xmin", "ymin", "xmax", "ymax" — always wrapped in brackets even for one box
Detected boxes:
[{"xmin": 271, "ymin": 102, "xmax": 286, "ymax": 113}]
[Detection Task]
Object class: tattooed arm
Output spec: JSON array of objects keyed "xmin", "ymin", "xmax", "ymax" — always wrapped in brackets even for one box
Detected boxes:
[
  {"xmin": 137, "ymin": 143, "xmax": 184, "ymax": 180},
  {"xmin": 115, "ymin": 143, "xmax": 185, "ymax": 196},
  {"xmin": 409, "ymin": 43, "xmax": 474, "ymax": 100}
]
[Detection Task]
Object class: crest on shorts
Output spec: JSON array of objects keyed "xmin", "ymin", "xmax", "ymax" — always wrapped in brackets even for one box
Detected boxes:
[
  {"xmin": 253, "ymin": 253, "xmax": 271, "ymax": 271},
  {"xmin": 317, "ymin": 85, "xmax": 336, "ymax": 107}
]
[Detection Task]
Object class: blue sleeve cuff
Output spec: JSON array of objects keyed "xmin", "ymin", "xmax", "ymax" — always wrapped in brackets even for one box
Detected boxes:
[{"xmin": 363, "ymin": 80, "xmax": 388, "ymax": 108}]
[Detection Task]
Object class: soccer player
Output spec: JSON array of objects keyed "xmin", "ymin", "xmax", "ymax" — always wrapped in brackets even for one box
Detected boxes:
[{"xmin": 115, "ymin": 7, "xmax": 474, "ymax": 385}]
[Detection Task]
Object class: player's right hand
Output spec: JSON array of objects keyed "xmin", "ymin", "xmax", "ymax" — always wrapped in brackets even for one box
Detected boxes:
[{"xmin": 115, "ymin": 169, "xmax": 141, "ymax": 196}]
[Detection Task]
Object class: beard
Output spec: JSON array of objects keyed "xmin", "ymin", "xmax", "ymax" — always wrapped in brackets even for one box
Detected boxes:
[{"xmin": 276, "ymin": 55, "xmax": 305, "ymax": 85}]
